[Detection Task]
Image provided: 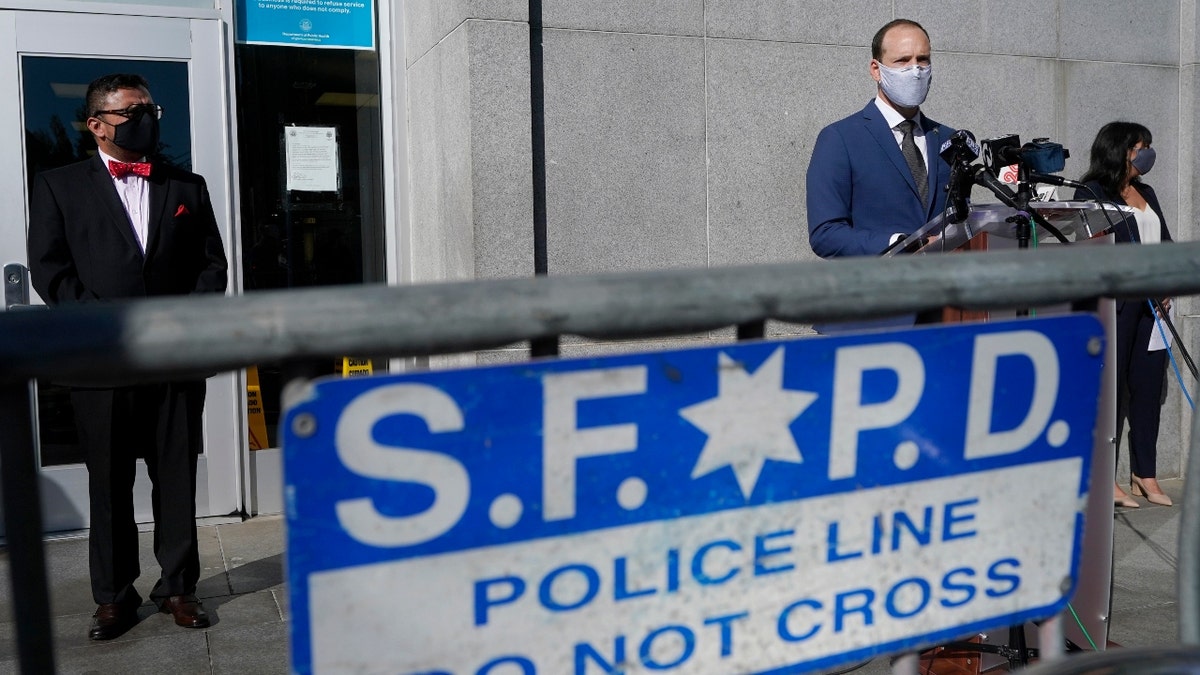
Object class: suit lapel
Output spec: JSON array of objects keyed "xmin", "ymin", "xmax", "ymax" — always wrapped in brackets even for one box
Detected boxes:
[
  {"xmin": 145, "ymin": 169, "xmax": 169, "ymax": 259},
  {"xmin": 922, "ymin": 123, "xmax": 943, "ymax": 217},
  {"xmin": 87, "ymin": 156, "xmax": 143, "ymax": 255},
  {"xmin": 861, "ymin": 103, "xmax": 921, "ymax": 199}
]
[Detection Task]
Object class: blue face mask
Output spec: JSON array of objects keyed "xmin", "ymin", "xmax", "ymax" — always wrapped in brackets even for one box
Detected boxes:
[{"xmin": 1131, "ymin": 146, "xmax": 1156, "ymax": 176}]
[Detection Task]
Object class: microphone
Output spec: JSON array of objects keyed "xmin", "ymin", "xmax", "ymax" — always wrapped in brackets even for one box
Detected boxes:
[
  {"xmin": 1025, "ymin": 172, "xmax": 1109, "ymax": 217},
  {"xmin": 971, "ymin": 164, "xmax": 1018, "ymax": 201},
  {"xmin": 939, "ymin": 129, "xmax": 980, "ymax": 165},
  {"xmin": 981, "ymin": 135, "xmax": 1021, "ymax": 175},
  {"xmin": 941, "ymin": 130, "xmax": 980, "ymax": 223},
  {"xmin": 1025, "ymin": 172, "xmax": 1088, "ymax": 189}
]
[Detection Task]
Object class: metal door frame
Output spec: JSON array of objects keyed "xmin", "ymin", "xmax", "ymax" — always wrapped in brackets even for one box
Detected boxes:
[{"xmin": 0, "ymin": 8, "xmax": 243, "ymax": 532}]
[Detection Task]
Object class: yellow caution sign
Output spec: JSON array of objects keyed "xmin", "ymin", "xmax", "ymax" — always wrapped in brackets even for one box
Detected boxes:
[
  {"xmin": 340, "ymin": 357, "xmax": 373, "ymax": 377},
  {"xmin": 246, "ymin": 366, "xmax": 271, "ymax": 451}
]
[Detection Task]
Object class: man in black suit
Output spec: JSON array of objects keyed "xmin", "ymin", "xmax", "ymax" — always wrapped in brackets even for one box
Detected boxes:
[{"xmin": 27, "ymin": 73, "xmax": 228, "ymax": 640}]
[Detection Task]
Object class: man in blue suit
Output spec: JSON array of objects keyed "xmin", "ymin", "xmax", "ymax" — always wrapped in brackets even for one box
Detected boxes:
[{"xmin": 807, "ymin": 19, "xmax": 956, "ymax": 258}]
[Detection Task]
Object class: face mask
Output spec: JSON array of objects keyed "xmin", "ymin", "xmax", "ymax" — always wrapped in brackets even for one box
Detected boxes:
[
  {"xmin": 1131, "ymin": 146, "xmax": 1156, "ymax": 176},
  {"xmin": 112, "ymin": 110, "xmax": 160, "ymax": 156},
  {"xmin": 875, "ymin": 62, "xmax": 932, "ymax": 108}
]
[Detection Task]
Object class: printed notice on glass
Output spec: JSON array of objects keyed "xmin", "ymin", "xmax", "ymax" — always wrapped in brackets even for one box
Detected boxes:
[
  {"xmin": 285, "ymin": 126, "xmax": 339, "ymax": 192},
  {"xmin": 237, "ymin": 0, "xmax": 375, "ymax": 50}
]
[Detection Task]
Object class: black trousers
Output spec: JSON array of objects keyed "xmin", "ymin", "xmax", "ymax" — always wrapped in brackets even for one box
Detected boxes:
[
  {"xmin": 71, "ymin": 381, "xmax": 206, "ymax": 606},
  {"xmin": 1115, "ymin": 300, "xmax": 1168, "ymax": 480}
]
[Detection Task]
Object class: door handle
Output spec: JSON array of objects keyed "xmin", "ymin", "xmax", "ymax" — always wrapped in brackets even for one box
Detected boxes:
[{"xmin": 4, "ymin": 262, "xmax": 29, "ymax": 310}]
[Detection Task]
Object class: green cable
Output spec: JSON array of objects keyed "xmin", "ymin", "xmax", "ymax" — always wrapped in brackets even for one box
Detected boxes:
[
  {"xmin": 1029, "ymin": 213, "xmax": 1039, "ymax": 317},
  {"xmin": 1068, "ymin": 602, "xmax": 1100, "ymax": 650}
]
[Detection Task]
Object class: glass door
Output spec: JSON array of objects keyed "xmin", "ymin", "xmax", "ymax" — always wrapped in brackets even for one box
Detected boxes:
[
  {"xmin": 235, "ymin": 44, "xmax": 387, "ymax": 449},
  {"xmin": 0, "ymin": 10, "xmax": 239, "ymax": 532}
]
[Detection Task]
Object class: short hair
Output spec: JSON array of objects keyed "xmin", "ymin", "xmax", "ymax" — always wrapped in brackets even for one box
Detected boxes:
[
  {"xmin": 1080, "ymin": 121, "xmax": 1154, "ymax": 198},
  {"xmin": 871, "ymin": 19, "xmax": 930, "ymax": 61},
  {"xmin": 85, "ymin": 73, "xmax": 150, "ymax": 118}
]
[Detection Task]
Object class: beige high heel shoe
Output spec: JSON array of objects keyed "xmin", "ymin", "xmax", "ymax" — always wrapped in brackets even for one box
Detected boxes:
[
  {"xmin": 1131, "ymin": 475, "xmax": 1173, "ymax": 506},
  {"xmin": 1114, "ymin": 485, "xmax": 1140, "ymax": 509}
]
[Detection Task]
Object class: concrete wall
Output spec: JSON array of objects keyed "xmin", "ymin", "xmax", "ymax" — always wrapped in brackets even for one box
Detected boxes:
[
  {"xmin": 401, "ymin": 1, "xmax": 1198, "ymax": 479},
  {"xmin": 403, "ymin": 4, "xmax": 533, "ymax": 283}
]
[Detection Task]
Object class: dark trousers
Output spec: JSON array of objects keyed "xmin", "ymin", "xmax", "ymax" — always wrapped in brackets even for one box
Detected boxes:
[
  {"xmin": 1115, "ymin": 300, "xmax": 1168, "ymax": 479},
  {"xmin": 71, "ymin": 381, "xmax": 206, "ymax": 606}
]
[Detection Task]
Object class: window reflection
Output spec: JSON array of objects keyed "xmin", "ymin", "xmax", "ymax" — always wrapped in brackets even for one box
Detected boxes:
[{"xmin": 23, "ymin": 58, "xmax": 191, "ymax": 191}]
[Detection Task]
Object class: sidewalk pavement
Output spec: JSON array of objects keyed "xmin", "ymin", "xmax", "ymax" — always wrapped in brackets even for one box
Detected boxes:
[{"xmin": 0, "ymin": 479, "xmax": 1187, "ymax": 674}]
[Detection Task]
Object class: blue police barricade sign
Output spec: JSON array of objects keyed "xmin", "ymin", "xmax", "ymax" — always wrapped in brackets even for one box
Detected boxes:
[{"xmin": 283, "ymin": 315, "xmax": 1103, "ymax": 674}]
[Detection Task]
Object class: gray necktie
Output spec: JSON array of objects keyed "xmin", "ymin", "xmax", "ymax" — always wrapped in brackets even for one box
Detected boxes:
[{"xmin": 897, "ymin": 120, "xmax": 928, "ymax": 207}]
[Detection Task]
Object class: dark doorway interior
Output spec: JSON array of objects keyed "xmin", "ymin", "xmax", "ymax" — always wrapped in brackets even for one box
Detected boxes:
[{"xmin": 235, "ymin": 44, "xmax": 385, "ymax": 447}]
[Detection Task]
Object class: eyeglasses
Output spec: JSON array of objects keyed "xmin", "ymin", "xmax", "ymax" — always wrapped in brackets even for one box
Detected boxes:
[{"xmin": 92, "ymin": 104, "xmax": 164, "ymax": 120}]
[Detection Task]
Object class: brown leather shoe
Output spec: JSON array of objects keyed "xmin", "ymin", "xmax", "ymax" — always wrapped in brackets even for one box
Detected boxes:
[
  {"xmin": 89, "ymin": 602, "xmax": 138, "ymax": 640},
  {"xmin": 158, "ymin": 595, "xmax": 210, "ymax": 628}
]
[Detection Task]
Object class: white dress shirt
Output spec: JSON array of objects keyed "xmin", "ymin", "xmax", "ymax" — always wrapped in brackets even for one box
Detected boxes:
[
  {"xmin": 98, "ymin": 149, "xmax": 150, "ymax": 253},
  {"xmin": 1132, "ymin": 204, "xmax": 1161, "ymax": 244}
]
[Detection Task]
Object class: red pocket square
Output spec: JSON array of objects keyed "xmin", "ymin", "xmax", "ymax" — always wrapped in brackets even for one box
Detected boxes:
[{"xmin": 175, "ymin": 204, "xmax": 189, "ymax": 217}]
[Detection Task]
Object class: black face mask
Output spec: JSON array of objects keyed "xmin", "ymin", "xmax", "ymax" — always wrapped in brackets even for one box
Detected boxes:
[{"xmin": 111, "ymin": 110, "xmax": 160, "ymax": 156}]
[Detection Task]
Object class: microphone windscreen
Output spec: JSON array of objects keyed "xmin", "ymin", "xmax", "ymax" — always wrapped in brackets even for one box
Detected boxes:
[{"xmin": 939, "ymin": 130, "xmax": 980, "ymax": 164}]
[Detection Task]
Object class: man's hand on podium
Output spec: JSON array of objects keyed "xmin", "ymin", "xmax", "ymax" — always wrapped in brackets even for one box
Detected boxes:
[{"xmin": 902, "ymin": 233, "xmax": 939, "ymax": 253}]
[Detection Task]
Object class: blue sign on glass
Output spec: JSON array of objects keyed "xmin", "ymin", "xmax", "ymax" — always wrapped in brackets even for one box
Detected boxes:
[
  {"xmin": 237, "ymin": 0, "xmax": 374, "ymax": 50},
  {"xmin": 282, "ymin": 315, "xmax": 1103, "ymax": 674}
]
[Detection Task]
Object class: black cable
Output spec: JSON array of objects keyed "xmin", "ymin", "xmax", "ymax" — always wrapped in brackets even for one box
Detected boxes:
[
  {"xmin": 1152, "ymin": 298, "xmax": 1199, "ymax": 380},
  {"xmin": 822, "ymin": 658, "xmax": 873, "ymax": 675},
  {"xmin": 1077, "ymin": 183, "xmax": 1136, "ymax": 243},
  {"xmin": 1025, "ymin": 205, "xmax": 1070, "ymax": 244}
]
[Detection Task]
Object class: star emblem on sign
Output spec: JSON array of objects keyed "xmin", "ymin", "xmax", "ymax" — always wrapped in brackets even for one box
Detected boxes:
[{"xmin": 680, "ymin": 347, "xmax": 817, "ymax": 500}]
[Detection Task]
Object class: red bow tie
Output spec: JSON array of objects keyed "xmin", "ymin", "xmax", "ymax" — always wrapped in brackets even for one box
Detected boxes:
[{"xmin": 108, "ymin": 160, "xmax": 151, "ymax": 178}]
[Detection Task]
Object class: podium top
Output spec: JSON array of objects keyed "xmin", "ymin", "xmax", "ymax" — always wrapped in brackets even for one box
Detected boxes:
[{"xmin": 881, "ymin": 201, "xmax": 1132, "ymax": 257}]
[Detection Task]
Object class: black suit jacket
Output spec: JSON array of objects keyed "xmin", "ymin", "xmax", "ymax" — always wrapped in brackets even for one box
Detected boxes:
[
  {"xmin": 1075, "ymin": 179, "xmax": 1172, "ymax": 245},
  {"xmin": 28, "ymin": 154, "xmax": 227, "ymax": 305},
  {"xmin": 1075, "ymin": 179, "xmax": 1172, "ymax": 312}
]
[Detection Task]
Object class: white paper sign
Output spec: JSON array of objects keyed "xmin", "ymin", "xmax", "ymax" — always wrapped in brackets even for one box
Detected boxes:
[{"xmin": 285, "ymin": 126, "xmax": 339, "ymax": 192}]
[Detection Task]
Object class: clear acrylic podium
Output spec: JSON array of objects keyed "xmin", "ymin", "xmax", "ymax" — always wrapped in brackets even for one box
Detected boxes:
[
  {"xmin": 881, "ymin": 201, "xmax": 1131, "ymax": 258},
  {"xmin": 892, "ymin": 200, "xmax": 1128, "ymax": 670}
]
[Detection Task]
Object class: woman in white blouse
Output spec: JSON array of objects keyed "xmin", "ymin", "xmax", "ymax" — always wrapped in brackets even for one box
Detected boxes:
[{"xmin": 1077, "ymin": 121, "xmax": 1173, "ymax": 508}]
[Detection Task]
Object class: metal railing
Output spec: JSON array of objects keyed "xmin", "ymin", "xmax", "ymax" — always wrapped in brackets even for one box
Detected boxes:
[{"xmin": 4, "ymin": 240, "xmax": 1200, "ymax": 673}]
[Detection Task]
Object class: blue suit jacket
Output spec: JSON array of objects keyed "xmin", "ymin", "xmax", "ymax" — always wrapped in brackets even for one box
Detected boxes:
[{"xmin": 807, "ymin": 101, "xmax": 955, "ymax": 258}]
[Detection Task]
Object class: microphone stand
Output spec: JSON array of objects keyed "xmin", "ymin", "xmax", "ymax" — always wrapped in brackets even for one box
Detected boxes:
[
  {"xmin": 1011, "ymin": 166, "xmax": 1037, "ymax": 252},
  {"xmin": 971, "ymin": 165, "xmax": 1071, "ymax": 245},
  {"xmin": 970, "ymin": 165, "xmax": 1072, "ymax": 318},
  {"xmin": 1008, "ymin": 171, "xmax": 1041, "ymax": 320},
  {"xmin": 925, "ymin": 166, "xmax": 1049, "ymax": 669},
  {"xmin": 925, "ymin": 162, "xmax": 1101, "ymax": 670},
  {"xmin": 946, "ymin": 159, "xmax": 971, "ymax": 225}
]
